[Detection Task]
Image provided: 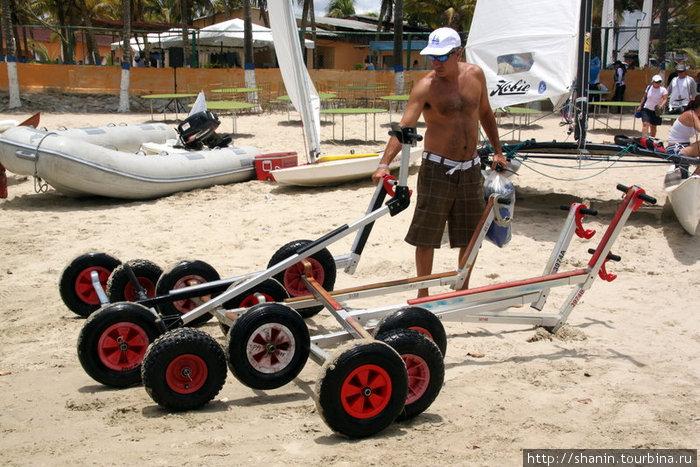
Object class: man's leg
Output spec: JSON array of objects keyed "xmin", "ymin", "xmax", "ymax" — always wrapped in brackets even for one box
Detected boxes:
[{"xmin": 415, "ymin": 246, "xmax": 434, "ymax": 298}]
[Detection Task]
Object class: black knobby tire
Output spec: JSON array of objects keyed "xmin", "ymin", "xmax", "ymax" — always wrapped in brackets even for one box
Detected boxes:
[
  {"xmin": 142, "ymin": 327, "xmax": 227, "ymax": 411},
  {"xmin": 106, "ymin": 259, "xmax": 163, "ymax": 303},
  {"xmin": 266, "ymin": 239, "xmax": 337, "ymax": 318},
  {"xmin": 155, "ymin": 260, "xmax": 220, "ymax": 326},
  {"xmin": 315, "ymin": 339, "xmax": 408, "ymax": 438},
  {"xmin": 59, "ymin": 252, "xmax": 121, "ymax": 317},
  {"xmin": 77, "ymin": 302, "xmax": 166, "ymax": 387},
  {"xmin": 373, "ymin": 306, "xmax": 447, "ymax": 357},
  {"xmin": 218, "ymin": 278, "xmax": 290, "ymax": 336},
  {"xmin": 377, "ymin": 329, "xmax": 445, "ymax": 421},
  {"xmin": 226, "ymin": 302, "xmax": 310, "ymax": 390}
]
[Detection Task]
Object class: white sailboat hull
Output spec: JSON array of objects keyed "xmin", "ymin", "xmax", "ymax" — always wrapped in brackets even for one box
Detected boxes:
[
  {"xmin": 0, "ymin": 125, "xmax": 259, "ymax": 199},
  {"xmin": 271, "ymin": 148, "xmax": 422, "ymax": 187},
  {"xmin": 664, "ymin": 169, "xmax": 700, "ymax": 235}
]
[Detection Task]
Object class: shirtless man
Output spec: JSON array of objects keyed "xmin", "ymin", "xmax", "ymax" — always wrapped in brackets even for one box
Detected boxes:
[{"xmin": 372, "ymin": 27, "xmax": 506, "ymax": 297}]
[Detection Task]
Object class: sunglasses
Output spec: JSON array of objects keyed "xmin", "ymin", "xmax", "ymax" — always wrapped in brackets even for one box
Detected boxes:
[{"xmin": 428, "ymin": 49, "xmax": 459, "ymax": 62}]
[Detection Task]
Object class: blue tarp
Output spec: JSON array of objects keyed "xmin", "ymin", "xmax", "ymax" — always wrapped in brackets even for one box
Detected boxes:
[{"xmin": 369, "ymin": 40, "xmax": 427, "ymax": 52}]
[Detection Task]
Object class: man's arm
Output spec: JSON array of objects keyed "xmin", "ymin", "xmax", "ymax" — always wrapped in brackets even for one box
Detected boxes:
[
  {"xmin": 371, "ymin": 81, "xmax": 427, "ymax": 184},
  {"xmin": 476, "ymin": 67, "xmax": 506, "ymax": 170}
]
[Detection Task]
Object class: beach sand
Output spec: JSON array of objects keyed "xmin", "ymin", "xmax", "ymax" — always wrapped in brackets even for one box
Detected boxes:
[{"xmin": 0, "ymin": 102, "xmax": 698, "ymax": 466}]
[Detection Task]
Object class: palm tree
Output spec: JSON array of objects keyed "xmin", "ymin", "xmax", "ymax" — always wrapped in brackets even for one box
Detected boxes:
[
  {"xmin": 327, "ymin": 0, "xmax": 354, "ymax": 18},
  {"xmin": 1, "ymin": 0, "xmax": 21, "ymax": 108},
  {"xmin": 118, "ymin": 0, "xmax": 132, "ymax": 112},
  {"xmin": 403, "ymin": 0, "xmax": 475, "ymax": 31},
  {"xmin": 297, "ymin": 0, "xmax": 316, "ymax": 67},
  {"xmin": 393, "ymin": 0, "xmax": 404, "ymax": 94},
  {"xmin": 243, "ymin": 0, "xmax": 260, "ymax": 104},
  {"xmin": 78, "ymin": 0, "xmax": 100, "ymax": 65}
]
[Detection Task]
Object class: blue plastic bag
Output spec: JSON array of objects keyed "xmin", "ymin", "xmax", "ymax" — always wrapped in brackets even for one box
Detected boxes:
[{"xmin": 483, "ymin": 170, "xmax": 515, "ymax": 247}]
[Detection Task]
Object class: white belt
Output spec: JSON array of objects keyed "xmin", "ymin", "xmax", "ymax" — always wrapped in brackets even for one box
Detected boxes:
[{"xmin": 422, "ymin": 152, "xmax": 480, "ymax": 175}]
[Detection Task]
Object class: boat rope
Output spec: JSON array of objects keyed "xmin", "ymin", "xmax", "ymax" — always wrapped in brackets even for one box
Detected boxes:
[
  {"xmin": 32, "ymin": 132, "xmax": 56, "ymax": 193},
  {"xmin": 509, "ymin": 144, "xmax": 648, "ymax": 181}
]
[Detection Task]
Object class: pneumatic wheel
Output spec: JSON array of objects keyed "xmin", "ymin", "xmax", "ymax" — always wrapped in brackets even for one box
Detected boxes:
[
  {"xmin": 315, "ymin": 339, "xmax": 408, "ymax": 438},
  {"xmin": 373, "ymin": 306, "xmax": 447, "ymax": 356},
  {"xmin": 218, "ymin": 278, "xmax": 290, "ymax": 336},
  {"xmin": 267, "ymin": 239, "xmax": 336, "ymax": 318},
  {"xmin": 142, "ymin": 327, "xmax": 227, "ymax": 411},
  {"xmin": 155, "ymin": 260, "xmax": 220, "ymax": 326},
  {"xmin": 77, "ymin": 302, "xmax": 166, "ymax": 387},
  {"xmin": 376, "ymin": 329, "xmax": 444, "ymax": 421},
  {"xmin": 59, "ymin": 252, "xmax": 121, "ymax": 317},
  {"xmin": 226, "ymin": 302, "xmax": 309, "ymax": 390},
  {"xmin": 106, "ymin": 259, "xmax": 163, "ymax": 303}
]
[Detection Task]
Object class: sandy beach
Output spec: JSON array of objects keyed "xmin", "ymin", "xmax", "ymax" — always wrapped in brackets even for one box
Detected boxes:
[{"xmin": 0, "ymin": 100, "xmax": 698, "ymax": 466}]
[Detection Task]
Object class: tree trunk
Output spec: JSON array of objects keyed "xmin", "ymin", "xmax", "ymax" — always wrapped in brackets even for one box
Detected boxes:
[
  {"xmin": 393, "ymin": 0, "xmax": 404, "ymax": 95},
  {"xmin": 1, "ymin": 0, "xmax": 20, "ymax": 108},
  {"xmin": 79, "ymin": 0, "xmax": 100, "ymax": 65},
  {"xmin": 310, "ymin": 2, "xmax": 317, "ymax": 69},
  {"xmin": 656, "ymin": 0, "xmax": 669, "ymax": 65},
  {"xmin": 118, "ymin": 0, "xmax": 132, "ymax": 112},
  {"xmin": 300, "ymin": 0, "xmax": 309, "ymax": 65},
  {"xmin": 243, "ymin": 0, "xmax": 258, "ymax": 105}
]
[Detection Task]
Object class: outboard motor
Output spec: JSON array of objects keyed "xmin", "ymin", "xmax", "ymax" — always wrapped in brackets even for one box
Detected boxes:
[{"xmin": 176, "ymin": 111, "xmax": 232, "ymax": 150}]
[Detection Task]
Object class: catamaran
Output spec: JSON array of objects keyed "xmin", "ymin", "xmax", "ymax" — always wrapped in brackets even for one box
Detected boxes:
[{"xmin": 466, "ymin": 0, "xmax": 698, "ymax": 235}]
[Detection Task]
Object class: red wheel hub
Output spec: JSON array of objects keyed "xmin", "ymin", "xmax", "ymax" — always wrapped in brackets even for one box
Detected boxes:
[
  {"xmin": 402, "ymin": 354, "xmax": 430, "ymax": 404},
  {"xmin": 340, "ymin": 363, "xmax": 393, "ymax": 419},
  {"xmin": 171, "ymin": 275, "xmax": 209, "ymax": 313},
  {"xmin": 123, "ymin": 278, "xmax": 157, "ymax": 301},
  {"xmin": 165, "ymin": 354, "xmax": 208, "ymax": 394},
  {"xmin": 283, "ymin": 258, "xmax": 325, "ymax": 296},
  {"xmin": 238, "ymin": 292, "xmax": 275, "ymax": 308},
  {"xmin": 74, "ymin": 266, "xmax": 112, "ymax": 305},
  {"xmin": 97, "ymin": 322, "xmax": 150, "ymax": 371}
]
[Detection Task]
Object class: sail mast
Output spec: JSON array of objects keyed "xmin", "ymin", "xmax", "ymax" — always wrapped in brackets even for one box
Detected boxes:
[
  {"xmin": 269, "ymin": 0, "xmax": 322, "ymax": 162},
  {"xmin": 574, "ymin": 0, "xmax": 593, "ymax": 146}
]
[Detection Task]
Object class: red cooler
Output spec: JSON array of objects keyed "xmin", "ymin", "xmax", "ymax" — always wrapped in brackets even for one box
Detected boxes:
[{"xmin": 255, "ymin": 152, "xmax": 298, "ymax": 181}]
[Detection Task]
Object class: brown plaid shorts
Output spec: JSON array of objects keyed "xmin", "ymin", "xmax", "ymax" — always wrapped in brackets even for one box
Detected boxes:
[{"xmin": 405, "ymin": 155, "xmax": 485, "ymax": 248}]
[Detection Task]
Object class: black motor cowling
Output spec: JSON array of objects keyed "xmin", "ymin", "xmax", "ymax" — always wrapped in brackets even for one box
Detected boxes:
[{"xmin": 176, "ymin": 111, "xmax": 232, "ymax": 150}]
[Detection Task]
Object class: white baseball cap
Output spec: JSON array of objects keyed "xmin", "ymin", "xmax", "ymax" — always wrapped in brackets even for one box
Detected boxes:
[
  {"xmin": 651, "ymin": 74, "xmax": 663, "ymax": 83},
  {"xmin": 420, "ymin": 28, "xmax": 462, "ymax": 56}
]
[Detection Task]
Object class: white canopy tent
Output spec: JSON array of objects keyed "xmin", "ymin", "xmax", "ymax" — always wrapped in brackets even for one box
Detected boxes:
[
  {"xmin": 112, "ymin": 19, "xmax": 313, "ymax": 51},
  {"xmin": 197, "ymin": 19, "xmax": 314, "ymax": 49},
  {"xmin": 110, "ymin": 29, "xmax": 182, "ymax": 52}
]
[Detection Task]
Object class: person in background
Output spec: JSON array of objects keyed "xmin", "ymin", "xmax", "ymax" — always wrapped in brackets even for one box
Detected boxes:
[
  {"xmin": 636, "ymin": 74, "xmax": 668, "ymax": 138},
  {"xmin": 371, "ymin": 27, "xmax": 505, "ymax": 298},
  {"xmin": 589, "ymin": 57, "xmax": 602, "ymax": 101},
  {"xmin": 667, "ymin": 96, "xmax": 700, "ymax": 176},
  {"xmin": 667, "ymin": 64, "xmax": 697, "ymax": 114},
  {"xmin": 612, "ymin": 60, "xmax": 626, "ymax": 112},
  {"xmin": 364, "ymin": 58, "xmax": 375, "ymax": 70}
]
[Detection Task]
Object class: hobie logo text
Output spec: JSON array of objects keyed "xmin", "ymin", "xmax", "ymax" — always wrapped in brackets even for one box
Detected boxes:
[{"xmin": 490, "ymin": 79, "xmax": 530, "ymax": 97}]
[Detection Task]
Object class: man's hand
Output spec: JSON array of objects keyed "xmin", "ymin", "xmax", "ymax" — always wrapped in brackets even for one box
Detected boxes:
[
  {"xmin": 372, "ymin": 167, "xmax": 390, "ymax": 185},
  {"xmin": 491, "ymin": 152, "xmax": 507, "ymax": 171}
]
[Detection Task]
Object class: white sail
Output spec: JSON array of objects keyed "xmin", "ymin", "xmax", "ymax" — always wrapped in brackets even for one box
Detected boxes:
[
  {"xmin": 638, "ymin": 0, "xmax": 653, "ymax": 68},
  {"xmin": 465, "ymin": 0, "xmax": 581, "ymax": 110},
  {"xmin": 268, "ymin": 0, "xmax": 321, "ymax": 162},
  {"xmin": 602, "ymin": 0, "xmax": 615, "ymax": 66}
]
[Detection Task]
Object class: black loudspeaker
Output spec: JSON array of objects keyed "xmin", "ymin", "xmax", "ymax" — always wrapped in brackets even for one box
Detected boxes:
[{"xmin": 169, "ymin": 47, "xmax": 184, "ymax": 68}]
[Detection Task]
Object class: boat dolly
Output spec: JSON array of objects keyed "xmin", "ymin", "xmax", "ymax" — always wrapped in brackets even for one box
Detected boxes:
[{"xmin": 67, "ymin": 124, "xmax": 655, "ymax": 438}]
